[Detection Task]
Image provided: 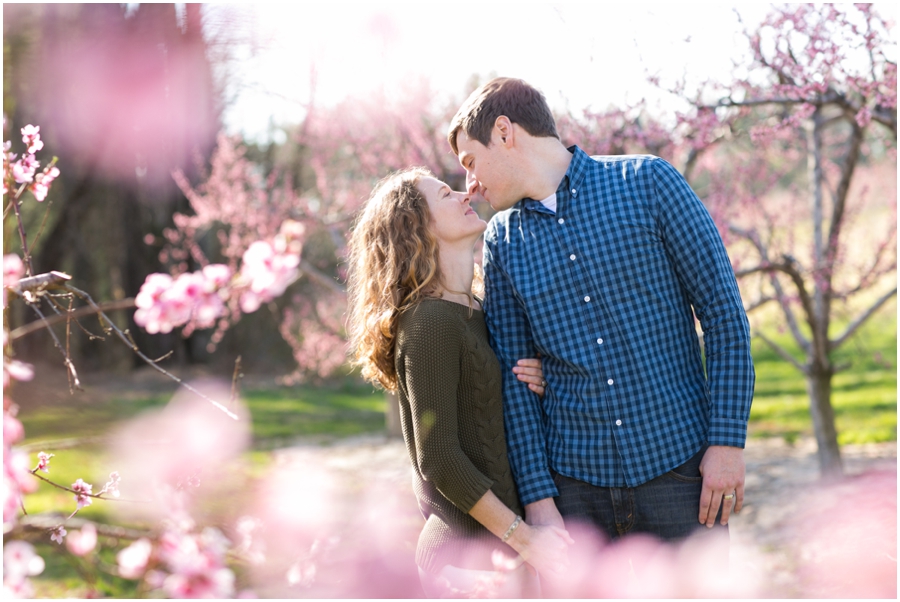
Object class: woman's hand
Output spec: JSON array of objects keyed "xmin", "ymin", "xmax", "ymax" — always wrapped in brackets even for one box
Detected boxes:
[
  {"xmin": 507, "ymin": 521, "xmax": 574, "ymax": 576},
  {"xmin": 513, "ymin": 357, "xmax": 546, "ymax": 397}
]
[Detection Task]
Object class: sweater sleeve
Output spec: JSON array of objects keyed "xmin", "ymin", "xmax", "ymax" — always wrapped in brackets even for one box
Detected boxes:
[{"xmin": 398, "ymin": 304, "xmax": 495, "ymax": 513}]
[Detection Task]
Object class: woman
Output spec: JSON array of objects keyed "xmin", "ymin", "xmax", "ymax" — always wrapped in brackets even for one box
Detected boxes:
[{"xmin": 346, "ymin": 167, "xmax": 572, "ymax": 597}]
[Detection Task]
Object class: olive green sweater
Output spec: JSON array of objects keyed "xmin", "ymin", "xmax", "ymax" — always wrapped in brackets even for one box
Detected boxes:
[{"xmin": 395, "ymin": 298, "xmax": 523, "ymax": 574}]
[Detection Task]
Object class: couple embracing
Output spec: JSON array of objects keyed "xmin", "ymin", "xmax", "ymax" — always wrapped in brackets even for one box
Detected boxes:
[{"xmin": 346, "ymin": 78, "xmax": 754, "ymax": 598}]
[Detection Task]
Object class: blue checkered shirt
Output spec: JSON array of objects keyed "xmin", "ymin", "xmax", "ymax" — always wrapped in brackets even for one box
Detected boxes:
[{"xmin": 482, "ymin": 147, "xmax": 754, "ymax": 505}]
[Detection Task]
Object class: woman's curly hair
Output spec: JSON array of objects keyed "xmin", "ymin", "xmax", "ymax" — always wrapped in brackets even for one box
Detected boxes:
[{"xmin": 346, "ymin": 167, "xmax": 444, "ymax": 391}]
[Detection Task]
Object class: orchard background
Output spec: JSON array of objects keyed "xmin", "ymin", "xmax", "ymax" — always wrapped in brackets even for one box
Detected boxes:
[{"xmin": 3, "ymin": 3, "xmax": 896, "ymax": 598}]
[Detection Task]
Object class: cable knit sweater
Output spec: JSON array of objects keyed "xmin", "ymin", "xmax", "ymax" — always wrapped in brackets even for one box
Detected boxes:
[{"xmin": 395, "ymin": 298, "xmax": 523, "ymax": 574}]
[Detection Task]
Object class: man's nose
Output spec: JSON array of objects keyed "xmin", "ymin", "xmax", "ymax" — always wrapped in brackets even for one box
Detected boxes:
[{"xmin": 466, "ymin": 172, "xmax": 478, "ymax": 195}]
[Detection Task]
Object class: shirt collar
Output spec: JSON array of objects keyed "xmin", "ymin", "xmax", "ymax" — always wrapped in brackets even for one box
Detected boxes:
[{"xmin": 522, "ymin": 145, "xmax": 590, "ymax": 213}]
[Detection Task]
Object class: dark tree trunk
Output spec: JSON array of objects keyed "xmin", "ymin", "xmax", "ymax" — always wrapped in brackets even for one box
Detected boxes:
[{"xmin": 806, "ymin": 366, "xmax": 843, "ymax": 477}]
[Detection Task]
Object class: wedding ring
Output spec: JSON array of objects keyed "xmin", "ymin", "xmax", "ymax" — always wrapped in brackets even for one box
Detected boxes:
[{"xmin": 724, "ymin": 493, "xmax": 735, "ymax": 500}]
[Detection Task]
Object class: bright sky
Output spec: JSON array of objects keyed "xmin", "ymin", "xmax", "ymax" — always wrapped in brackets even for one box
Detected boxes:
[{"xmin": 210, "ymin": 2, "xmax": 895, "ymax": 143}]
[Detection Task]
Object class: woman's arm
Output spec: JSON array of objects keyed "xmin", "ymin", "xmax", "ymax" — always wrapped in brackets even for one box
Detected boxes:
[{"xmin": 469, "ymin": 489, "xmax": 573, "ymax": 575}]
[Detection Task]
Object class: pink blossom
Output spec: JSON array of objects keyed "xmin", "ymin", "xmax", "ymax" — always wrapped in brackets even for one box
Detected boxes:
[
  {"xmin": 3, "ymin": 360, "xmax": 34, "ymax": 390},
  {"xmin": 3, "ymin": 541, "xmax": 45, "ymax": 599},
  {"xmin": 3, "ymin": 254, "xmax": 24, "ymax": 289},
  {"xmin": 5, "ymin": 450, "xmax": 36, "ymax": 494},
  {"xmin": 239, "ymin": 241, "xmax": 300, "ymax": 313},
  {"xmin": 35, "ymin": 452, "xmax": 53, "ymax": 473},
  {"xmin": 10, "ymin": 154, "xmax": 38, "ymax": 184},
  {"xmin": 66, "ymin": 522, "xmax": 97, "ymax": 556},
  {"xmin": 71, "ymin": 478, "xmax": 93, "ymax": 509},
  {"xmin": 29, "ymin": 165, "xmax": 59, "ymax": 202},
  {"xmin": 20, "ymin": 125, "xmax": 42, "ymax": 154},
  {"xmin": 50, "ymin": 525, "xmax": 67, "ymax": 545},
  {"xmin": 163, "ymin": 567, "xmax": 235, "ymax": 599},
  {"xmin": 3, "ymin": 254, "xmax": 25, "ymax": 309},
  {"xmin": 134, "ymin": 273, "xmax": 177, "ymax": 334},
  {"xmin": 3, "ymin": 410, "xmax": 24, "ymax": 446},
  {"xmin": 99, "ymin": 471, "xmax": 121, "ymax": 498},
  {"xmin": 117, "ymin": 538, "xmax": 153, "ymax": 579}
]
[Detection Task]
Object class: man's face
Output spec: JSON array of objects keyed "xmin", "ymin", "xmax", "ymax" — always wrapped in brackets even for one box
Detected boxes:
[{"xmin": 456, "ymin": 129, "xmax": 519, "ymax": 212}]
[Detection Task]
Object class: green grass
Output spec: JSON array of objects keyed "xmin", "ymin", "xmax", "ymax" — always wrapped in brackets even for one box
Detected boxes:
[{"xmin": 748, "ymin": 309, "xmax": 897, "ymax": 444}]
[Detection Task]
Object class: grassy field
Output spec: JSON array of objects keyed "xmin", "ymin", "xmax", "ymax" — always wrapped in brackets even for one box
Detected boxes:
[{"xmin": 748, "ymin": 306, "xmax": 897, "ymax": 444}]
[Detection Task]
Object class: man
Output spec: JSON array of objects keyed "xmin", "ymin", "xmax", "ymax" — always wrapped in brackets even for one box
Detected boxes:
[{"xmin": 448, "ymin": 77, "xmax": 754, "ymax": 544}]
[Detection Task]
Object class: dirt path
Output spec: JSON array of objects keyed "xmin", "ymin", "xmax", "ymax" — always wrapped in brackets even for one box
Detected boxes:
[{"xmin": 273, "ymin": 433, "xmax": 896, "ymax": 596}]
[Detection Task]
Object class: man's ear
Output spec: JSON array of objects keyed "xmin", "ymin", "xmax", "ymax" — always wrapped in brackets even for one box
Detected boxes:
[{"xmin": 493, "ymin": 116, "xmax": 514, "ymax": 147}]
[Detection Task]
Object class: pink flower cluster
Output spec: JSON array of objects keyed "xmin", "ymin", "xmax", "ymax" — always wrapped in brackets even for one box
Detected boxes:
[
  {"xmin": 238, "ymin": 222, "xmax": 304, "ymax": 313},
  {"xmin": 116, "ymin": 528, "xmax": 237, "ymax": 598},
  {"xmin": 2, "ymin": 125, "xmax": 60, "ymax": 201},
  {"xmin": 134, "ymin": 264, "xmax": 231, "ymax": 334}
]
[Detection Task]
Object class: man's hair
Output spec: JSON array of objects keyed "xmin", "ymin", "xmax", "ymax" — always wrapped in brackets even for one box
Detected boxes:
[{"xmin": 448, "ymin": 77, "xmax": 559, "ymax": 155}]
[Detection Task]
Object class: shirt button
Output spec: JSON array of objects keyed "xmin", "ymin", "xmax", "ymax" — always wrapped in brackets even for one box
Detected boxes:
[
  {"xmin": 569, "ymin": 254, "xmax": 576, "ymax": 261},
  {"xmin": 616, "ymin": 419, "xmax": 622, "ymax": 426},
  {"xmin": 597, "ymin": 338, "xmax": 603, "ymax": 344},
  {"xmin": 607, "ymin": 378, "xmax": 614, "ymax": 385},
  {"xmin": 583, "ymin": 296, "xmax": 590, "ymax": 302},
  {"xmin": 558, "ymin": 218, "xmax": 565, "ymax": 224},
  {"xmin": 571, "ymin": 188, "xmax": 577, "ymax": 195}
]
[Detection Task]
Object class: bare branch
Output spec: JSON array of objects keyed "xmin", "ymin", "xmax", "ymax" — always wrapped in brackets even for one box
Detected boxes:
[
  {"xmin": 300, "ymin": 259, "xmax": 346, "ymax": 296},
  {"xmin": 13, "ymin": 271, "xmax": 73, "ymax": 295},
  {"xmin": 10, "ymin": 298, "xmax": 135, "ymax": 341},
  {"xmin": 754, "ymin": 330, "xmax": 807, "ymax": 374},
  {"xmin": 13, "ymin": 514, "xmax": 152, "ymax": 541},
  {"xmin": 830, "ymin": 287, "xmax": 898, "ymax": 351},
  {"xmin": 63, "ymin": 284, "xmax": 240, "ymax": 421},
  {"xmin": 26, "ymin": 300, "xmax": 82, "ymax": 391}
]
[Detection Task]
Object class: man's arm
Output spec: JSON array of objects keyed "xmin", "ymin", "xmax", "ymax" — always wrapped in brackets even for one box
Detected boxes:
[
  {"xmin": 651, "ymin": 158, "xmax": 755, "ymax": 526},
  {"xmin": 482, "ymin": 227, "xmax": 559, "ymax": 506}
]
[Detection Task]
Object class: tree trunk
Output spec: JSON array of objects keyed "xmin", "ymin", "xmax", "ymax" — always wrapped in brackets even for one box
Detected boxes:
[
  {"xmin": 385, "ymin": 390, "xmax": 403, "ymax": 438},
  {"xmin": 806, "ymin": 368, "xmax": 843, "ymax": 478}
]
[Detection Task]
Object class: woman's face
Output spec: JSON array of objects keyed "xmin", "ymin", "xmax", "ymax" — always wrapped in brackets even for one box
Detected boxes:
[{"xmin": 417, "ymin": 176, "xmax": 487, "ymax": 246}]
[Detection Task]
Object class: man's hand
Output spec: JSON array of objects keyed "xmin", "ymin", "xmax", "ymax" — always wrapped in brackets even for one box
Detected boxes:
[
  {"xmin": 524, "ymin": 497, "xmax": 566, "ymax": 530},
  {"xmin": 698, "ymin": 445, "xmax": 745, "ymax": 527}
]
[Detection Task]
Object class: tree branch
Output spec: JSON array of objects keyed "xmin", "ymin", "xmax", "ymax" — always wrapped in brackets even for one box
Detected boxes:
[
  {"xmin": 63, "ymin": 284, "xmax": 239, "ymax": 420},
  {"xmin": 10, "ymin": 298, "xmax": 136, "ymax": 341},
  {"xmin": 830, "ymin": 287, "xmax": 898, "ymax": 351},
  {"xmin": 754, "ymin": 330, "xmax": 807, "ymax": 374}
]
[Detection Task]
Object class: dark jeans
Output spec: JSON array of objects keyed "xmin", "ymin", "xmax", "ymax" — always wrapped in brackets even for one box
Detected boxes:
[{"xmin": 552, "ymin": 446, "xmax": 727, "ymax": 542}]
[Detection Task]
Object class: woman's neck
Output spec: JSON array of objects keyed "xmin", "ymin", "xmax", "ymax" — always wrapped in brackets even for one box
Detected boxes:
[{"xmin": 435, "ymin": 237, "xmax": 478, "ymax": 305}]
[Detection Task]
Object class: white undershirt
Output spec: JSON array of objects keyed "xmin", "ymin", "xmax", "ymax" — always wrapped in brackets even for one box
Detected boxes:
[{"xmin": 540, "ymin": 192, "xmax": 557, "ymax": 213}]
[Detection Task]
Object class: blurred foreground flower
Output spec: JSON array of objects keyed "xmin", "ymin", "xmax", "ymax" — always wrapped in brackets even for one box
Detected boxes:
[{"xmin": 3, "ymin": 541, "xmax": 45, "ymax": 599}]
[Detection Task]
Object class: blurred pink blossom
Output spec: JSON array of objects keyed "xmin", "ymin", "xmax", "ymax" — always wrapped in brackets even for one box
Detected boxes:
[
  {"xmin": 66, "ymin": 522, "xmax": 97, "ymax": 556},
  {"xmin": 50, "ymin": 526, "xmax": 67, "ymax": 545},
  {"xmin": 71, "ymin": 478, "xmax": 93, "ymax": 510},
  {"xmin": 3, "ymin": 360, "xmax": 34, "ymax": 390},
  {"xmin": 3, "ymin": 254, "xmax": 25, "ymax": 309},
  {"xmin": 2, "ymin": 541, "xmax": 45, "ymax": 599},
  {"xmin": 35, "ymin": 452, "xmax": 53, "ymax": 473},
  {"xmin": 3, "ymin": 408, "xmax": 24, "ymax": 446},
  {"xmin": 99, "ymin": 471, "xmax": 121, "ymax": 498},
  {"xmin": 117, "ymin": 538, "xmax": 153, "ymax": 579},
  {"xmin": 238, "ymin": 240, "xmax": 300, "ymax": 313}
]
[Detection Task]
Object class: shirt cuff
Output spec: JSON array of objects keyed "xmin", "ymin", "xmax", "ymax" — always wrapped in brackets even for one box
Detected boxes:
[
  {"xmin": 516, "ymin": 471, "xmax": 560, "ymax": 506},
  {"xmin": 708, "ymin": 417, "xmax": 748, "ymax": 448}
]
